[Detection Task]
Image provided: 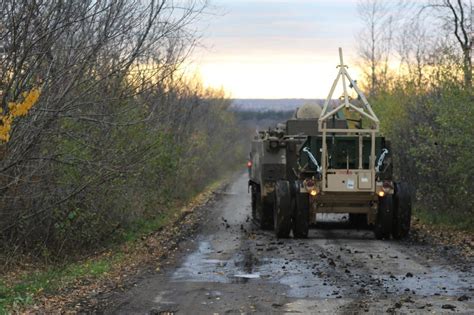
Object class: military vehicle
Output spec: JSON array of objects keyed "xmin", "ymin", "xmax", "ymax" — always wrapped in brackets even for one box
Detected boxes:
[{"xmin": 248, "ymin": 48, "xmax": 411, "ymax": 240}]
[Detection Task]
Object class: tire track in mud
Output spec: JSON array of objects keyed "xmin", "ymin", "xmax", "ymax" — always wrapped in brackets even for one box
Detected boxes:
[
  {"xmin": 246, "ymin": 224, "xmax": 473, "ymax": 313},
  {"xmin": 105, "ymin": 173, "xmax": 474, "ymax": 314}
]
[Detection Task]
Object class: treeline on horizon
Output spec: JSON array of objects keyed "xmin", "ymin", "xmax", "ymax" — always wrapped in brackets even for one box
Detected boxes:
[
  {"xmin": 0, "ymin": 1, "xmax": 248, "ymax": 266},
  {"xmin": 233, "ymin": 109, "xmax": 294, "ymax": 122},
  {"xmin": 357, "ymin": 0, "xmax": 474, "ymax": 228}
]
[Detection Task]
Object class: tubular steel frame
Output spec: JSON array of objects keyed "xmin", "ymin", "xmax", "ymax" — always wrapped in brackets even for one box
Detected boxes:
[{"xmin": 318, "ymin": 48, "xmax": 380, "ymax": 192}]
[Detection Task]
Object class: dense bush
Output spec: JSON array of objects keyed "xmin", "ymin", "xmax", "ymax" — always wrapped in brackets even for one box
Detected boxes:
[
  {"xmin": 0, "ymin": 1, "xmax": 247, "ymax": 264},
  {"xmin": 371, "ymin": 82, "xmax": 474, "ymax": 227}
]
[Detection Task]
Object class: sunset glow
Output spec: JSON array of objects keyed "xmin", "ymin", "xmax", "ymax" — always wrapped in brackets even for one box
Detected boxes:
[{"xmin": 193, "ymin": 0, "xmax": 362, "ymax": 99}]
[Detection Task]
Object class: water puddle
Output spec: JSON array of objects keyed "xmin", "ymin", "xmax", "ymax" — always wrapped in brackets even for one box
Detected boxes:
[
  {"xmin": 256, "ymin": 257, "xmax": 340, "ymax": 298},
  {"xmin": 173, "ymin": 241, "xmax": 231, "ymax": 283},
  {"xmin": 173, "ymin": 241, "xmax": 258, "ymax": 284},
  {"xmin": 172, "ymin": 240, "xmax": 339, "ymax": 298}
]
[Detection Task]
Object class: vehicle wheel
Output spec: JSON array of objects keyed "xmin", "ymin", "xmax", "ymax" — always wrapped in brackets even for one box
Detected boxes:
[
  {"xmin": 274, "ymin": 180, "xmax": 292, "ymax": 238},
  {"xmin": 251, "ymin": 184, "xmax": 257, "ymax": 220},
  {"xmin": 253, "ymin": 185, "xmax": 274, "ymax": 230},
  {"xmin": 260, "ymin": 195, "xmax": 274, "ymax": 230},
  {"xmin": 374, "ymin": 195, "xmax": 393, "ymax": 240},
  {"xmin": 293, "ymin": 184, "xmax": 309, "ymax": 238},
  {"xmin": 392, "ymin": 182, "xmax": 412, "ymax": 239},
  {"xmin": 349, "ymin": 213, "xmax": 367, "ymax": 229}
]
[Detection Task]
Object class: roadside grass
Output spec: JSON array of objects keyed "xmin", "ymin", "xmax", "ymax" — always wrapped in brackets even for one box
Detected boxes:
[
  {"xmin": 0, "ymin": 210, "xmax": 179, "ymax": 314},
  {"xmin": 0, "ymin": 175, "xmax": 230, "ymax": 314},
  {"xmin": 0, "ymin": 257, "xmax": 117, "ymax": 314},
  {"xmin": 414, "ymin": 208, "xmax": 474, "ymax": 233},
  {"xmin": 121, "ymin": 210, "xmax": 178, "ymax": 243}
]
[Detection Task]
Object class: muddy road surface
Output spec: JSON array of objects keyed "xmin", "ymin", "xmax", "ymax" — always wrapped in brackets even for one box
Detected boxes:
[{"xmin": 106, "ymin": 173, "xmax": 473, "ymax": 314}]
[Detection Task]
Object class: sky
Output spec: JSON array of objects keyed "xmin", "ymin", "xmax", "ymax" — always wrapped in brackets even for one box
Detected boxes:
[{"xmin": 191, "ymin": 0, "xmax": 363, "ymax": 99}]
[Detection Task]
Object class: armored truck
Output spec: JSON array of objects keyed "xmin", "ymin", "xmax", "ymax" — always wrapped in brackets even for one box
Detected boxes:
[{"xmin": 248, "ymin": 49, "xmax": 411, "ymax": 240}]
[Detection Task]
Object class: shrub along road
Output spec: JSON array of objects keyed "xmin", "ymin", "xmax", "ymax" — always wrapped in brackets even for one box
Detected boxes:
[{"xmin": 100, "ymin": 172, "xmax": 473, "ymax": 314}]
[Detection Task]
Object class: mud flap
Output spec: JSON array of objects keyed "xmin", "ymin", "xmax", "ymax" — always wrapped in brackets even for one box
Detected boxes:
[
  {"xmin": 392, "ymin": 182, "xmax": 412, "ymax": 239},
  {"xmin": 374, "ymin": 195, "xmax": 393, "ymax": 240},
  {"xmin": 274, "ymin": 180, "xmax": 292, "ymax": 238}
]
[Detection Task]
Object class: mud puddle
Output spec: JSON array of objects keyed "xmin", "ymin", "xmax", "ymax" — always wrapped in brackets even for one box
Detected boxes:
[{"xmin": 171, "ymin": 238, "xmax": 342, "ymax": 298}]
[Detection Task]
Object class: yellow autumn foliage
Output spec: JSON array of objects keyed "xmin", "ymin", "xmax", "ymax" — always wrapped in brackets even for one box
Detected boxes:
[{"xmin": 0, "ymin": 87, "xmax": 41, "ymax": 142}]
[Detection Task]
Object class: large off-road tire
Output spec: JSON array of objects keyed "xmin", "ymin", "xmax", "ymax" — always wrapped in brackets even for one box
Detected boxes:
[
  {"xmin": 251, "ymin": 184, "xmax": 257, "ymax": 220},
  {"xmin": 274, "ymin": 180, "xmax": 292, "ymax": 238},
  {"xmin": 260, "ymin": 195, "xmax": 274, "ymax": 230},
  {"xmin": 374, "ymin": 195, "xmax": 393, "ymax": 240},
  {"xmin": 293, "ymin": 183, "xmax": 309, "ymax": 238},
  {"xmin": 392, "ymin": 182, "xmax": 412, "ymax": 239},
  {"xmin": 251, "ymin": 184, "xmax": 273, "ymax": 230}
]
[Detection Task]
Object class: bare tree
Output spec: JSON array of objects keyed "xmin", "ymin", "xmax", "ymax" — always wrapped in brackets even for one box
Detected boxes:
[
  {"xmin": 426, "ymin": 0, "xmax": 473, "ymax": 89},
  {"xmin": 357, "ymin": 0, "xmax": 398, "ymax": 94},
  {"xmin": 397, "ymin": 15, "xmax": 432, "ymax": 87},
  {"xmin": 357, "ymin": 0, "xmax": 413, "ymax": 94},
  {"xmin": 357, "ymin": 0, "xmax": 386, "ymax": 94}
]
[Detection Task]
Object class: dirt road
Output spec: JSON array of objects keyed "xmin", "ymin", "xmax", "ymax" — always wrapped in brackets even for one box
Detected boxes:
[{"xmin": 106, "ymin": 173, "xmax": 473, "ymax": 314}]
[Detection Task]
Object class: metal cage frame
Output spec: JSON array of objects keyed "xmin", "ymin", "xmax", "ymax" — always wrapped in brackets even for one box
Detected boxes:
[{"xmin": 317, "ymin": 48, "xmax": 380, "ymax": 192}]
